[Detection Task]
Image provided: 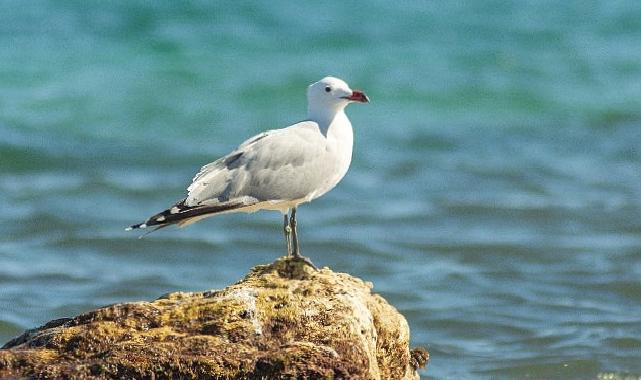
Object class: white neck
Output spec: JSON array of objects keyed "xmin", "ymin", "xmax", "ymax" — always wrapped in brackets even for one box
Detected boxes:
[{"xmin": 307, "ymin": 103, "xmax": 348, "ymax": 131}]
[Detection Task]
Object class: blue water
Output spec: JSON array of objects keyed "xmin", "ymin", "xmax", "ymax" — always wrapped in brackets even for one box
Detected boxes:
[{"xmin": 2, "ymin": 1, "xmax": 641, "ymax": 378}]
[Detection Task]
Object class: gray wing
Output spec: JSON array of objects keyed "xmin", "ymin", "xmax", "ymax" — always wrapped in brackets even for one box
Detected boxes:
[{"xmin": 185, "ymin": 121, "xmax": 339, "ymax": 207}]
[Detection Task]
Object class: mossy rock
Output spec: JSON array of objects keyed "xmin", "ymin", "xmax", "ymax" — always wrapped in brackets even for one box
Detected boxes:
[{"xmin": 0, "ymin": 257, "xmax": 428, "ymax": 379}]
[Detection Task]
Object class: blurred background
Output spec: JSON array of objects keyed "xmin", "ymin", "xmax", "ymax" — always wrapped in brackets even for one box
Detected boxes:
[{"xmin": 1, "ymin": 1, "xmax": 641, "ymax": 378}]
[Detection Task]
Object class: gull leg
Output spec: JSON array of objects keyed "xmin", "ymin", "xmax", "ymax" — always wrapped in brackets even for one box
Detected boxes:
[
  {"xmin": 290, "ymin": 207, "xmax": 300, "ymax": 257},
  {"xmin": 289, "ymin": 207, "xmax": 317, "ymax": 269},
  {"xmin": 283, "ymin": 212, "xmax": 292, "ymax": 256}
]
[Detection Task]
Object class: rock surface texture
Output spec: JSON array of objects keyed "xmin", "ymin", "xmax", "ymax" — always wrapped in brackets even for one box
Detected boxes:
[{"xmin": 0, "ymin": 257, "xmax": 428, "ymax": 379}]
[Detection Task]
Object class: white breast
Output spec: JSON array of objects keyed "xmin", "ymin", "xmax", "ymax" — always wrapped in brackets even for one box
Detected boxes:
[{"xmin": 306, "ymin": 111, "xmax": 354, "ymax": 202}]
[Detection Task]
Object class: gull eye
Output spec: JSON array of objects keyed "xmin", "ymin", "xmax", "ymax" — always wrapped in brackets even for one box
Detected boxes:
[{"xmin": 324, "ymin": 86, "xmax": 331, "ymax": 93}]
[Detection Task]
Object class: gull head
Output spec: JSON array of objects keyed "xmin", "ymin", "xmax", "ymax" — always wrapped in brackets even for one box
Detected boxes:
[{"xmin": 307, "ymin": 76, "xmax": 369, "ymax": 120}]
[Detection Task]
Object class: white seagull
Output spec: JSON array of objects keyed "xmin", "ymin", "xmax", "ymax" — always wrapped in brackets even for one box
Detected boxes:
[{"xmin": 127, "ymin": 76, "xmax": 369, "ymax": 266}]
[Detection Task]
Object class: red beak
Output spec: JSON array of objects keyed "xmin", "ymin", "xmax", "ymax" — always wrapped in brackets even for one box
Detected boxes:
[{"xmin": 343, "ymin": 90, "xmax": 370, "ymax": 103}]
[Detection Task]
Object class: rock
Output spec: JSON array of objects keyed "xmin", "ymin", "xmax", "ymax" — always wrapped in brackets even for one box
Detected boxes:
[{"xmin": 0, "ymin": 257, "xmax": 428, "ymax": 379}]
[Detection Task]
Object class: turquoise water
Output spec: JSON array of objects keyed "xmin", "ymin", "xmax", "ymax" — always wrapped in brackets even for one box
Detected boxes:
[{"xmin": 2, "ymin": 1, "xmax": 641, "ymax": 378}]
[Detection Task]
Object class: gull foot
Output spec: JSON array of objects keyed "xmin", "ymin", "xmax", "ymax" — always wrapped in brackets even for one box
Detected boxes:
[{"xmin": 291, "ymin": 255, "xmax": 318, "ymax": 270}]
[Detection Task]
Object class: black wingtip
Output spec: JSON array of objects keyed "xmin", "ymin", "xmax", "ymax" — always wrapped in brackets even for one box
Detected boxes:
[
  {"xmin": 125, "ymin": 199, "xmax": 249, "ymax": 237},
  {"xmin": 137, "ymin": 224, "xmax": 171, "ymax": 239},
  {"xmin": 125, "ymin": 223, "xmax": 147, "ymax": 231}
]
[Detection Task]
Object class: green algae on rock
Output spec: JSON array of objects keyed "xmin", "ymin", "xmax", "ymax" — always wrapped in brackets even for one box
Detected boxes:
[{"xmin": 0, "ymin": 257, "xmax": 428, "ymax": 379}]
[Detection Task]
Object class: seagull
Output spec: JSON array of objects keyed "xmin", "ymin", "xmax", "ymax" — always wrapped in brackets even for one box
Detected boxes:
[{"xmin": 127, "ymin": 76, "xmax": 369, "ymax": 266}]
